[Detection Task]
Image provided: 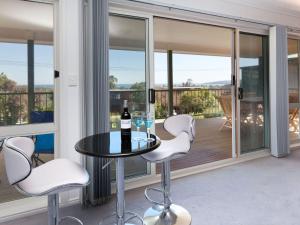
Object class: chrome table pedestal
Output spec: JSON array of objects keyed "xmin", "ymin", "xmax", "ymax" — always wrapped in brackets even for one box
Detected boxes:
[
  {"xmin": 100, "ymin": 158, "xmax": 143, "ymax": 225},
  {"xmin": 115, "ymin": 158, "xmax": 142, "ymax": 225},
  {"xmin": 143, "ymin": 161, "xmax": 191, "ymax": 225}
]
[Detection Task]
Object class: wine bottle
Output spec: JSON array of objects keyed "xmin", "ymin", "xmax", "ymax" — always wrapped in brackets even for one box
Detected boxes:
[{"xmin": 121, "ymin": 100, "xmax": 131, "ymax": 141}]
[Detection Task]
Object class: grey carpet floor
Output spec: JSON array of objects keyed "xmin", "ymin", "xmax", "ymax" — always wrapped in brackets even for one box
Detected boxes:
[{"xmin": 2, "ymin": 149, "xmax": 300, "ymax": 225}]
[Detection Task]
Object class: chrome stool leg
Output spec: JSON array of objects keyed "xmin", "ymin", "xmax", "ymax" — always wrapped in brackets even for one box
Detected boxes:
[
  {"xmin": 48, "ymin": 194, "xmax": 84, "ymax": 225},
  {"xmin": 143, "ymin": 161, "xmax": 191, "ymax": 225},
  {"xmin": 48, "ymin": 194, "xmax": 59, "ymax": 225}
]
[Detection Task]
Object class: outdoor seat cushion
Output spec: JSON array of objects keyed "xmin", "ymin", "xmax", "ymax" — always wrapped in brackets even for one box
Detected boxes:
[
  {"xmin": 142, "ymin": 132, "xmax": 190, "ymax": 162},
  {"xmin": 17, "ymin": 158, "xmax": 89, "ymax": 196}
]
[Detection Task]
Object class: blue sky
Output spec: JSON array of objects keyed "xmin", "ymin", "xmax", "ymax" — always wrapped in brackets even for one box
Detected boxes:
[
  {"xmin": 0, "ymin": 45, "xmax": 258, "ymax": 87},
  {"xmin": 0, "ymin": 42, "xmax": 53, "ymax": 86},
  {"xmin": 110, "ymin": 49, "xmax": 233, "ymax": 86}
]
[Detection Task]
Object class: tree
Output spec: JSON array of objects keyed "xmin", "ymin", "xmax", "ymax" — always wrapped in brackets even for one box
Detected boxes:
[
  {"xmin": 0, "ymin": 72, "xmax": 17, "ymax": 92},
  {"xmin": 182, "ymin": 78, "xmax": 193, "ymax": 87},
  {"xmin": 180, "ymin": 90, "xmax": 215, "ymax": 114},
  {"xmin": 130, "ymin": 82, "xmax": 145, "ymax": 111},
  {"xmin": 0, "ymin": 73, "xmax": 23, "ymax": 125},
  {"xmin": 109, "ymin": 75, "xmax": 118, "ymax": 89}
]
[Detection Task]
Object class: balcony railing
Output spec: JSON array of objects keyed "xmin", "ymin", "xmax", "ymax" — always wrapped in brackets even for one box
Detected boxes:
[
  {"xmin": 1, "ymin": 88, "xmax": 228, "ymax": 126},
  {"xmin": 155, "ymin": 88, "xmax": 229, "ymax": 115},
  {"xmin": 0, "ymin": 92, "xmax": 54, "ymax": 126},
  {"xmin": 110, "ymin": 88, "xmax": 230, "ymax": 119}
]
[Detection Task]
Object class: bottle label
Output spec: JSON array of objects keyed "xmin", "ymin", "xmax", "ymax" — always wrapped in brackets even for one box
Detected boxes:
[{"xmin": 121, "ymin": 119, "xmax": 131, "ymax": 129}]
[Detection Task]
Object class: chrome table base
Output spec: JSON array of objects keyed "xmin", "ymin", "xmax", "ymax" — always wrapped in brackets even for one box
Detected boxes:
[
  {"xmin": 100, "ymin": 158, "xmax": 143, "ymax": 225},
  {"xmin": 143, "ymin": 204, "xmax": 191, "ymax": 225}
]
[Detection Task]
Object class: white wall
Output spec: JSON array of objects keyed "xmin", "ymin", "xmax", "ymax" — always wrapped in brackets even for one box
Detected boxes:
[
  {"xmin": 58, "ymin": 0, "xmax": 82, "ymax": 162},
  {"xmin": 57, "ymin": 0, "xmax": 83, "ymax": 202},
  {"xmin": 136, "ymin": 0, "xmax": 300, "ymax": 28}
]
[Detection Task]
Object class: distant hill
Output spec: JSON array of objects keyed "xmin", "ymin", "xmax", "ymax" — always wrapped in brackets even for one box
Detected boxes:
[
  {"xmin": 155, "ymin": 80, "xmax": 231, "ymax": 88},
  {"xmin": 199, "ymin": 80, "xmax": 231, "ymax": 86}
]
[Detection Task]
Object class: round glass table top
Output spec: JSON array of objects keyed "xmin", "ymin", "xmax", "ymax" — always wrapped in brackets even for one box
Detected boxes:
[{"xmin": 75, "ymin": 131, "xmax": 161, "ymax": 158}]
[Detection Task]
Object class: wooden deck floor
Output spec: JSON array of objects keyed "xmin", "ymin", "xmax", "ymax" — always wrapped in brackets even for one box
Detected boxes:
[{"xmin": 155, "ymin": 117, "xmax": 232, "ymax": 173}]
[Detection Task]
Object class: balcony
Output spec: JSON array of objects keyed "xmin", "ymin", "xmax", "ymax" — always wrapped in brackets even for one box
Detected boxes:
[{"xmin": 0, "ymin": 92, "xmax": 54, "ymax": 126}]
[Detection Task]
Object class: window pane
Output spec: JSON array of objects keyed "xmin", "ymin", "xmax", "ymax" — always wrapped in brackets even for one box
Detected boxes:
[
  {"xmin": 288, "ymin": 38, "xmax": 300, "ymax": 145},
  {"xmin": 109, "ymin": 15, "xmax": 148, "ymax": 179},
  {"xmin": 154, "ymin": 52, "xmax": 168, "ymax": 119},
  {"xmin": 0, "ymin": 43, "xmax": 28, "ymax": 126},
  {"xmin": 239, "ymin": 33, "xmax": 269, "ymax": 153},
  {"xmin": 154, "ymin": 17, "xmax": 233, "ymax": 171},
  {"xmin": 32, "ymin": 44, "xmax": 54, "ymax": 123},
  {"xmin": 0, "ymin": 43, "xmax": 54, "ymax": 126}
]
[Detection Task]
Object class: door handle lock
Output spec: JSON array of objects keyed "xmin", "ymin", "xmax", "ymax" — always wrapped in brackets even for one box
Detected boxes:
[
  {"xmin": 238, "ymin": 87, "xmax": 243, "ymax": 100},
  {"xmin": 149, "ymin": 89, "xmax": 155, "ymax": 104}
]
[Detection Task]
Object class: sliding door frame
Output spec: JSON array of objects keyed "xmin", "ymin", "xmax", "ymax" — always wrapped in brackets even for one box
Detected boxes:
[
  {"xmin": 0, "ymin": 0, "xmax": 59, "ymax": 220},
  {"xmin": 287, "ymin": 34, "xmax": 300, "ymax": 148},
  {"xmin": 235, "ymin": 31, "xmax": 270, "ymax": 156},
  {"xmin": 109, "ymin": 8, "xmax": 158, "ymax": 179},
  {"xmin": 109, "ymin": 3, "xmax": 271, "ymax": 187}
]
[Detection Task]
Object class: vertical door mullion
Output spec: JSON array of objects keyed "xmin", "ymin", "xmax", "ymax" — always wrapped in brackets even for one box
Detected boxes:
[
  {"xmin": 53, "ymin": 0, "xmax": 60, "ymax": 159},
  {"xmin": 167, "ymin": 50, "xmax": 174, "ymax": 116},
  {"xmin": 231, "ymin": 29, "xmax": 236, "ymax": 159},
  {"xmin": 147, "ymin": 15, "xmax": 157, "ymax": 177},
  {"xmin": 235, "ymin": 29, "xmax": 241, "ymax": 158},
  {"xmin": 297, "ymin": 39, "xmax": 300, "ymax": 135}
]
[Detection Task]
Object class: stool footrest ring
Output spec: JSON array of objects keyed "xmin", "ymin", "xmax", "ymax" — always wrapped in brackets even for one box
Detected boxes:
[
  {"xmin": 99, "ymin": 211, "xmax": 143, "ymax": 225},
  {"xmin": 144, "ymin": 187, "xmax": 172, "ymax": 207},
  {"xmin": 124, "ymin": 211, "xmax": 143, "ymax": 224},
  {"xmin": 59, "ymin": 216, "xmax": 84, "ymax": 225}
]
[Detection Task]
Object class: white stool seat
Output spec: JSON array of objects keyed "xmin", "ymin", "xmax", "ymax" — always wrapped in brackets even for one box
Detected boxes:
[
  {"xmin": 142, "ymin": 132, "xmax": 190, "ymax": 163},
  {"xmin": 18, "ymin": 158, "xmax": 89, "ymax": 196}
]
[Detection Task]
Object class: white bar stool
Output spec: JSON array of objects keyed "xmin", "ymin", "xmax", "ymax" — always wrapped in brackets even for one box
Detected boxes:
[
  {"xmin": 3, "ymin": 137, "xmax": 90, "ymax": 225},
  {"xmin": 142, "ymin": 114, "xmax": 195, "ymax": 225}
]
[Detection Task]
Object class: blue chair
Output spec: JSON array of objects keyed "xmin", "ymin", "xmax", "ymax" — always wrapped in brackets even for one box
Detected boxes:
[
  {"xmin": 30, "ymin": 111, "xmax": 54, "ymax": 123},
  {"xmin": 30, "ymin": 111, "xmax": 54, "ymax": 165},
  {"xmin": 32, "ymin": 133, "xmax": 54, "ymax": 165}
]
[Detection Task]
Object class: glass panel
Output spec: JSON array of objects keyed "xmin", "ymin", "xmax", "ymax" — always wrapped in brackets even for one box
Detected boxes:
[
  {"xmin": 154, "ymin": 17, "xmax": 233, "ymax": 172},
  {"xmin": 0, "ymin": 0, "xmax": 54, "ymax": 204},
  {"xmin": 239, "ymin": 33, "xmax": 269, "ymax": 154},
  {"xmin": 0, "ymin": 24, "xmax": 54, "ymax": 125},
  {"xmin": 109, "ymin": 15, "xmax": 148, "ymax": 179},
  {"xmin": 0, "ymin": 43, "xmax": 28, "ymax": 126},
  {"xmin": 32, "ymin": 45, "xmax": 54, "ymax": 123},
  {"xmin": 154, "ymin": 52, "xmax": 171, "ymax": 142},
  {"xmin": 288, "ymin": 38, "xmax": 300, "ymax": 145}
]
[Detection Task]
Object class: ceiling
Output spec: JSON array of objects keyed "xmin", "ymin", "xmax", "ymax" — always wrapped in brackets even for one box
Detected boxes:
[
  {"xmin": 237, "ymin": 0, "xmax": 300, "ymax": 13},
  {"xmin": 109, "ymin": 15, "xmax": 146, "ymax": 50},
  {"xmin": 0, "ymin": 0, "xmax": 53, "ymax": 43},
  {"xmin": 110, "ymin": 16, "xmax": 263, "ymax": 57},
  {"xmin": 154, "ymin": 18, "xmax": 232, "ymax": 56}
]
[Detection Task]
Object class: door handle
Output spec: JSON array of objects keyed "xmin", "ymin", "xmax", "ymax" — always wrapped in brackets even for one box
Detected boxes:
[
  {"xmin": 149, "ymin": 89, "xmax": 155, "ymax": 104},
  {"xmin": 54, "ymin": 70, "xmax": 59, "ymax": 79},
  {"xmin": 238, "ymin": 87, "xmax": 243, "ymax": 100}
]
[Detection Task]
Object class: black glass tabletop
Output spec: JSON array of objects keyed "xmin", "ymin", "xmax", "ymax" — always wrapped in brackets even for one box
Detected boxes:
[{"xmin": 75, "ymin": 131, "xmax": 161, "ymax": 158}]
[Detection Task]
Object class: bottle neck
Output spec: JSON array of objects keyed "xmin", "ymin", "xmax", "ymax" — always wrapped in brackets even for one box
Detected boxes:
[{"xmin": 123, "ymin": 107, "xmax": 128, "ymax": 112}]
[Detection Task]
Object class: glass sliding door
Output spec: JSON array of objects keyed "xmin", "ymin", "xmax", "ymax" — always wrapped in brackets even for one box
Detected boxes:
[
  {"xmin": 288, "ymin": 38, "xmax": 300, "ymax": 145},
  {"xmin": 0, "ymin": 0, "xmax": 55, "ymax": 204},
  {"xmin": 239, "ymin": 33, "xmax": 269, "ymax": 154},
  {"xmin": 109, "ymin": 14, "xmax": 149, "ymax": 178},
  {"xmin": 154, "ymin": 17, "xmax": 234, "ymax": 172}
]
